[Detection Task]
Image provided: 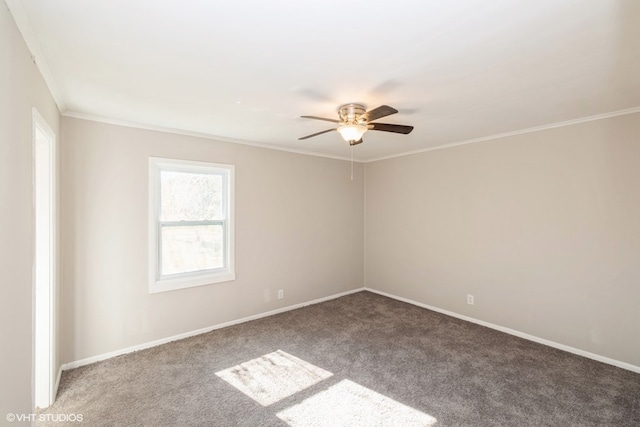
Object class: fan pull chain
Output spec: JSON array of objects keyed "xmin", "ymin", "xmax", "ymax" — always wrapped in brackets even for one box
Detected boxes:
[{"xmin": 350, "ymin": 145, "xmax": 354, "ymax": 181}]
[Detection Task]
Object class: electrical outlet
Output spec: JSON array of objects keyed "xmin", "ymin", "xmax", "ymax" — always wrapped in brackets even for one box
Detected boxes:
[
  {"xmin": 278, "ymin": 289, "xmax": 284, "ymax": 299},
  {"xmin": 467, "ymin": 294, "xmax": 474, "ymax": 305}
]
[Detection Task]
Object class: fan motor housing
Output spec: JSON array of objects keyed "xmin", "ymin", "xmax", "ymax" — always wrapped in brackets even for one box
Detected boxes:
[{"xmin": 338, "ymin": 103, "xmax": 366, "ymax": 124}]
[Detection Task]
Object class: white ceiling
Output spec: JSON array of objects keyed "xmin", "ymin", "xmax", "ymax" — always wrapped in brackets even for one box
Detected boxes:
[{"xmin": 9, "ymin": 0, "xmax": 640, "ymax": 161}]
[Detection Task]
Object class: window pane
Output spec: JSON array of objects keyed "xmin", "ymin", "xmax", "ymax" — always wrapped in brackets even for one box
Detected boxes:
[
  {"xmin": 160, "ymin": 171, "xmax": 222, "ymax": 221},
  {"xmin": 161, "ymin": 225, "xmax": 224, "ymax": 276}
]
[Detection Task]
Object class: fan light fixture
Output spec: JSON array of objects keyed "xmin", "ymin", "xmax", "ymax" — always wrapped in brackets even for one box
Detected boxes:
[
  {"xmin": 337, "ymin": 124, "xmax": 367, "ymax": 143},
  {"xmin": 299, "ymin": 103, "xmax": 413, "ymax": 147}
]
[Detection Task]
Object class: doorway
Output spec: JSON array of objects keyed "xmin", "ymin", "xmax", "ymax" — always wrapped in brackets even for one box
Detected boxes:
[{"xmin": 33, "ymin": 108, "xmax": 56, "ymax": 409}]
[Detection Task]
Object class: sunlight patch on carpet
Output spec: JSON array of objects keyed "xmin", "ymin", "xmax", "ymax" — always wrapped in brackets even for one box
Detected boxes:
[
  {"xmin": 215, "ymin": 350, "xmax": 333, "ymax": 406},
  {"xmin": 276, "ymin": 379, "xmax": 437, "ymax": 427}
]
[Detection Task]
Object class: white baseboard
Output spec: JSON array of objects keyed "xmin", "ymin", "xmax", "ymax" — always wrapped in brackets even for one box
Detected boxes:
[
  {"xmin": 61, "ymin": 287, "xmax": 364, "ymax": 371},
  {"xmin": 61, "ymin": 286, "xmax": 640, "ymax": 375},
  {"xmin": 365, "ymin": 287, "xmax": 640, "ymax": 374}
]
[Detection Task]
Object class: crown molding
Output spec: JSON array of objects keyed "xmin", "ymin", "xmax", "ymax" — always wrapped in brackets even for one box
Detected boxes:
[
  {"xmin": 64, "ymin": 105, "xmax": 640, "ymax": 165},
  {"xmin": 63, "ymin": 111, "xmax": 363, "ymax": 163},
  {"xmin": 366, "ymin": 106, "xmax": 640, "ymax": 163},
  {"xmin": 6, "ymin": 0, "xmax": 66, "ymax": 112}
]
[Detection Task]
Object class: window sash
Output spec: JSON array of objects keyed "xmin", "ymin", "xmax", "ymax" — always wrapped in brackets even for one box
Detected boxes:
[
  {"xmin": 155, "ymin": 167, "xmax": 229, "ymax": 279},
  {"xmin": 157, "ymin": 220, "xmax": 227, "ymax": 280},
  {"xmin": 158, "ymin": 169, "xmax": 228, "ymax": 222}
]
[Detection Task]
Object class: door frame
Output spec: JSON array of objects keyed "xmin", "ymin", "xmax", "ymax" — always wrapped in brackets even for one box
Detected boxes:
[{"xmin": 32, "ymin": 108, "xmax": 57, "ymax": 409}]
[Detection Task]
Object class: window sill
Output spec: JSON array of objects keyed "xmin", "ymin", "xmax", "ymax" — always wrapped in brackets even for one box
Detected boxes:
[{"xmin": 149, "ymin": 271, "xmax": 235, "ymax": 294}]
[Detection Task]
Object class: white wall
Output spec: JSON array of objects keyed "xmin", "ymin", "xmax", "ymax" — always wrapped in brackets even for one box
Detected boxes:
[
  {"xmin": 365, "ymin": 112, "xmax": 640, "ymax": 367},
  {"xmin": 0, "ymin": 4, "xmax": 60, "ymax": 418},
  {"xmin": 61, "ymin": 117, "xmax": 364, "ymax": 363}
]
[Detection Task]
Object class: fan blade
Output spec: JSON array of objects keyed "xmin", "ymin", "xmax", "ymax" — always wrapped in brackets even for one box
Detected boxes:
[
  {"xmin": 369, "ymin": 122, "xmax": 414, "ymax": 134},
  {"xmin": 298, "ymin": 128, "xmax": 337, "ymax": 140},
  {"xmin": 349, "ymin": 138, "xmax": 364, "ymax": 146},
  {"xmin": 362, "ymin": 105, "xmax": 398, "ymax": 122},
  {"xmin": 301, "ymin": 115, "xmax": 340, "ymax": 123}
]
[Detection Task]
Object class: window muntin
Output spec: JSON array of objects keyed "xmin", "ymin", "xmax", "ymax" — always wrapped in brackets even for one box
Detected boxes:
[{"xmin": 149, "ymin": 158, "xmax": 235, "ymax": 293}]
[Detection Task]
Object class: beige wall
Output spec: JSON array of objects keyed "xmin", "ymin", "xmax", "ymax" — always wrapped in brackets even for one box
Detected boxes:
[
  {"xmin": 365, "ymin": 112, "xmax": 640, "ymax": 367},
  {"xmin": 61, "ymin": 117, "xmax": 364, "ymax": 363},
  {"xmin": 1, "ymin": 5, "xmax": 60, "ymax": 417},
  {"xmin": 52, "ymin": 111, "xmax": 640, "ymax": 370}
]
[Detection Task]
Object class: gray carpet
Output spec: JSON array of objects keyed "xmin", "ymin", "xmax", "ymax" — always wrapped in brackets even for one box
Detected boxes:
[{"xmin": 39, "ymin": 291, "xmax": 640, "ymax": 426}]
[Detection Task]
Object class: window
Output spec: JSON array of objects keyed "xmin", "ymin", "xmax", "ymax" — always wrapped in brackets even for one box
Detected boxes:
[{"xmin": 149, "ymin": 157, "xmax": 235, "ymax": 293}]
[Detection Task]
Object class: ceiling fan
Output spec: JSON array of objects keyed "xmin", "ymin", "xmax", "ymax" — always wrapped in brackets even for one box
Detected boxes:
[{"xmin": 299, "ymin": 103, "xmax": 413, "ymax": 146}]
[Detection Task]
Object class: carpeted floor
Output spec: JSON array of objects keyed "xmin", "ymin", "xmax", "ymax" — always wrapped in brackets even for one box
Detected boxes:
[{"xmin": 38, "ymin": 291, "xmax": 640, "ymax": 426}]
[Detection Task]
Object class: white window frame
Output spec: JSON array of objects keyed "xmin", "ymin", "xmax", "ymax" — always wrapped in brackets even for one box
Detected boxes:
[{"xmin": 148, "ymin": 157, "xmax": 235, "ymax": 293}]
